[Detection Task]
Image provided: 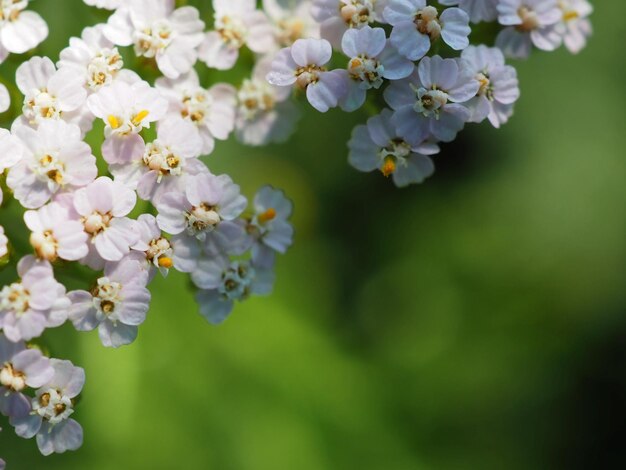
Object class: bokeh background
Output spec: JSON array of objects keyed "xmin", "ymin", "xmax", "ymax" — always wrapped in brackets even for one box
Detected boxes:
[{"xmin": 1, "ymin": 1, "xmax": 624, "ymax": 468}]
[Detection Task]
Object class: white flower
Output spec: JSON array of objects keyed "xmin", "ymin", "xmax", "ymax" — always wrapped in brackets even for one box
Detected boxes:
[
  {"xmin": 266, "ymin": 38, "xmax": 348, "ymax": 112},
  {"xmin": 341, "ymin": 26, "xmax": 413, "ymax": 111},
  {"xmin": 87, "ymin": 79, "xmax": 168, "ymax": 163},
  {"xmin": 0, "ymin": 256, "xmax": 68, "ymax": 343},
  {"xmin": 438, "ymin": 0, "xmax": 498, "ymax": 23},
  {"xmin": 496, "ymin": 0, "xmax": 562, "ymax": 59},
  {"xmin": 58, "ymin": 25, "xmax": 125, "ymax": 93},
  {"xmin": 155, "ymin": 69, "xmax": 237, "ymax": 155},
  {"xmin": 263, "ymin": 0, "xmax": 320, "ymax": 47},
  {"xmin": 24, "ymin": 202, "xmax": 89, "ymax": 262},
  {"xmin": 199, "ymin": 0, "xmax": 275, "ymax": 71},
  {"xmin": 10, "ymin": 359, "xmax": 85, "ymax": 456},
  {"xmin": 104, "ymin": 0, "xmax": 205, "ymax": 79},
  {"xmin": 110, "ymin": 117, "xmax": 204, "ymax": 204},
  {"xmin": 384, "ymin": 56, "xmax": 479, "ymax": 143},
  {"xmin": 7, "ymin": 120, "xmax": 97, "ymax": 209},
  {"xmin": 156, "ymin": 172, "xmax": 247, "ymax": 272},
  {"xmin": 194, "ymin": 258, "xmax": 274, "ymax": 324},
  {"xmin": 311, "ymin": 0, "xmax": 386, "ymax": 48},
  {"xmin": 131, "ymin": 214, "xmax": 174, "ymax": 278},
  {"xmin": 556, "ymin": 0, "xmax": 593, "ymax": 54},
  {"xmin": 235, "ymin": 55, "xmax": 300, "ymax": 146},
  {"xmin": 348, "ymin": 108, "xmax": 438, "ymax": 187},
  {"xmin": 69, "ymin": 257, "xmax": 150, "ymax": 348},
  {"xmin": 244, "ymin": 185, "xmax": 294, "ymax": 269},
  {"xmin": 384, "ymin": 0, "xmax": 471, "ymax": 61},
  {"xmin": 71, "ymin": 176, "xmax": 139, "ymax": 266},
  {"xmin": 461, "ymin": 45, "xmax": 520, "ymax": 128},
  {"xmin": 0, "ymin": 0, "xmax": 48, "ymax": 61},
  {"xmin": 14, "ymin": 57, "xmax": 87, "ymax": 130}
]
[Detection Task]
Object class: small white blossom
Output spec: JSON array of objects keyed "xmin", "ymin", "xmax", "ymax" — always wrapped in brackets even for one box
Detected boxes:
[
  {"xmin": 10, "ymin": 359, "xmax": 85, "ymax": 456},
  {"xmin": 156, "ymin": 69, "xmax": 237, "ymax": 154},
  {"xmin": 311, "ymin": 0, "xmax": 386, "ymax": 48},
  {"xmin": 104, "ymin": 0, "xmax": 205, "ymax": 78},
  {"xmin": 199, "ymin": 0, "xmax": 275, "ymax": 71},
  {"xmin": 384, "ymin": 0, "xmax": 471, "ymax": 61},
  {"xmin": 461, "ymin": 45, "xmax": 520, "ymax": 127},
  {"xmin": 384, "ymin": 56, "xmax": 479, "ymax": 143},
  {"xmin": 0, "ymin": 0, "xmax": 48, "ymax": 62},
  {"xmin": 69, "ymin": 257, "xmax": 150, "ymax": 348},
  {"xmin": 266, "ymin": 38, "xmax": 348, "ymax": 112},
  {"xmin": 496, "ymin": 0, "xmax": 562, "ymax": 59},
  {"xmin": 556, "ymin": 0, "xmax": 593, "ymax": 54},
  {"xmin": 348, "ymin": 108, "xmax": 438, "ymax": 186}
]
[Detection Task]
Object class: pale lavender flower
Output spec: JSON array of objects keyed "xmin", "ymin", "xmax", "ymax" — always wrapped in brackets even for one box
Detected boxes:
[
  {"xmin": 348, "ymin": 108, "xmax": 438, "ymax": 187},
  {"xmin": 156, "ymin": 70, "xmax": 237, "ymax": 155},
  {"xmin": 199, "ymin": 0, "xmax": 275, "ymax": 71},
  {"xmin": 266, "ymin": 38, "xmax": 348, "ymax": 112},
  {"xmin": 7, "ymin": 120, "xmax": 97, "ymax": 209},
  {"xmin": 131, "ymin": 214, "xmax": 174, "ymax": 279},
  {"xmin": 0, "ymin": 336, "xmax": 54, "ymax": 418},
  {"xmin": 496, "ymin": 0, "xmax": 562, "ymax": 59},
  {"xmin": 244, "ymin": 186, "xmax": 294, "ymax": 269},
  {"xmin": 104, "ymin": 0, "xmax": 205, "ymax": 79},
  {"xmin": 263, "ymin": 0, "xmax": 320, "ymax": 48},
  {"xmin": 194, "ymin": 258, "xmax": 274, "ymax": 324},
  {"xmin": 235, "ymin": 56, "xmax": 300, "ymax": 146},
  {"xmin": 87, "ymin": 79, "xmax": 168, "ymax": 163},
  {"xmin": 556, "ymin": 0, "xmax": 593, "ymax": 54},
  {"xmin": 72, "ymin": 177, "xmax": 139, "ymax": 267},
  {"xmin": 384, "ymin": 56, "xmax": 479, "ymax": 143},
  {"xmin": 156, "ymin": 173, "xmax": 247, "ymax": 272},
  {"xmin": 68, "ymin": 257, "xmax": 150, "ymax": 348},
  {"xmin": 11, "ymin": 359, "xmax": 85, "ymax": 456},
  {"xmin": 384, "ymin": 0, "xmax": 470, "ymax": 61},
  {"xmin": 461, "ymin": 45, "xmax": 520, "ymax": 128},
  {"xmin": 57, "ymin": 25, "xmax": 125, "ymax": 93},
  {"xmin": 311, "ymin": 0, "xmax": 387, "ymax": 48},
  {"xmin": 0, "ymin": 257, "xmax": 69, "ymax": 343},
  {"xmin": 438, "ymin": 0, "xmax": 498, "ymax": 23},
  {"xmin": 24, "ymin": 202, "xmax": 89, "ymax": 262},
  {"xmin": 341, "ymin": 26, "xmax": 413, "ymax": 111},
  {"xmin": 13, "ymin": 56, "xmax": 88, "ymax": 131},
  {"xmin": 110, "ymin": 117, "xmax": 204, "ymax": 204}
]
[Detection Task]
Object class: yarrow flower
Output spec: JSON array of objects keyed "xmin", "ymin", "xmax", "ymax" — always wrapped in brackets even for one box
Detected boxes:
[
  {"xmin": 311, "ymin": 0, "xmax": 386, "ymax": 48},
  {"xmin": 384, "ymin": 0, "xmax": 471, "ymax": 61},
  {"xmin": 348, "ymin": 108, "xmax": 438, "ymax": 186},
  {"xmin": 104, "ymin": 0, "xmax": 205, "ymax": 79},
  {"xmin": 267, "ymin": 38, "xmax": 348, "ymax": 112},
  {"xmin": 0, "ymin": 0, "xmax": 48, "ymax": 63},
  {"xmin": 11, "ymin": 359, "xmax": 85, "ymax": 456},
  {"xmin": 496, "ymin": 0, "xmax": 562, "ymax": 58}
]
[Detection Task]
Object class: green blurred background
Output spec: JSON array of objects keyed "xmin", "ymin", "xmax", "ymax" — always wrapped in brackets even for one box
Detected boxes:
[{"xmin": 1, "ymin": 1, "xmax": 625, "ymax": 468}]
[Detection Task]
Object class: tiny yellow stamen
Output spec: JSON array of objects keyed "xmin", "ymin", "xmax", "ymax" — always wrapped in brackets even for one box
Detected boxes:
[
  {"xmin": 381, "ymin": 157, "xmax": 396, "ymax": 177},
  {"xmin": 107, "ymin": 115, "xmax": 120, "ymax": 129},
  {"xmin": 158, "ymin": 257, "xmax": 173, "ymax": 268},
  {"xmin": 132, "ymin": 110, "xmax": 149, "ymax": 126},
  {"xmin": 258, "ymin": 208, "xmax": 276, "ymax": 224},
  {"xmin": 563, "ymin": 10, "xmax": 579, "ymax": 21}
]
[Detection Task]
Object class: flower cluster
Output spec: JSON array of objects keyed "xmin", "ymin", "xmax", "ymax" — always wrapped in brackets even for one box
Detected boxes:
[
  {"xmin": 267, "ymin": 0, "xmax": 593, "ymax": 186},
  {"xmin": 0, "ymin": 0, "xmax": 591, "ymax": 463},
  {"xmin": 1, "ymin": 0, "xmax": 296, "ymax": 462}
]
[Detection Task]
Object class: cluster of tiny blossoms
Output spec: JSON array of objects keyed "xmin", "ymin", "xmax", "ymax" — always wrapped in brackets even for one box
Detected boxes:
[
  {"xmin": 0, "ymin": 0, "xmax": 298, "ymax": 461},
  {"xmin": 0, "ymin": 0, "xmax": 591, "ymax": 463},
  {"xmin": 265, "ymin": 0, "xmax": 592, "ymax": 186}
]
